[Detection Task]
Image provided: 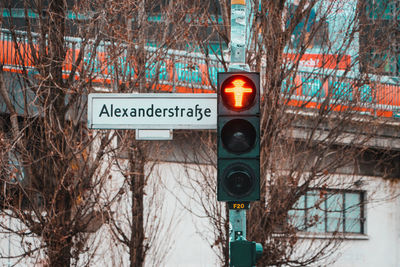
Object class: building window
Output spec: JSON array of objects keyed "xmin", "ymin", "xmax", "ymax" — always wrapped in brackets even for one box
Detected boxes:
[
  {"xmin": 360, "ymin": 0, "xmax": 400, "ymax": 76},
  {"xmin": 289, "ymin": 189, "xmax": 365, "ymax": 234},
  {"xmin": 285, "ymin": 1, "xmax": 330, "ymax": 50}
]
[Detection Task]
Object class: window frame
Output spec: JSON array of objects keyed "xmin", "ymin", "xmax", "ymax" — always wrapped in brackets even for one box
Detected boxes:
[{"xmin": 289, "ymin": 188, "xmax": 366, "ymax": 235}]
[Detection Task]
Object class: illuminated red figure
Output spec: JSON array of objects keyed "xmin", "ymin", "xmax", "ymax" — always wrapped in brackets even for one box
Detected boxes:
[{"xmin": 224, "ymin": 79, "xmax": 254, "ymax": 108}]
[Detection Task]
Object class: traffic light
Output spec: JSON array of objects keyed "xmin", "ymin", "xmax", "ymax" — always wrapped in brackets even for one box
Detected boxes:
[{"xmin": 217, "ymin": 72, "xmax": 260, "ymax": 202}]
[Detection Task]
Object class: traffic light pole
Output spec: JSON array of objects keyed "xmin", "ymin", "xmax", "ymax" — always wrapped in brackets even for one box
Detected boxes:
[
  {"xmin": 228, "ymin": 1, "xmax": 254, "ymax": 266},
  {"xmin": 229, "ymin": 206, "xmax": 246, "ymax": 241},
  {"xmin": 229, "ymin": 0, "xmax": 251, "ymax": 73}
]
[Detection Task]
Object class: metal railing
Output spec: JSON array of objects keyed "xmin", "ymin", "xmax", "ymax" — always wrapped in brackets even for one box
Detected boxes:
[
  {"xmin": 1, "ymin": 29, "xmax": 400, "ymax": 117},
  {"xmin": 0, "ymin": 29, "xmax": 224, "ymax": 92}
]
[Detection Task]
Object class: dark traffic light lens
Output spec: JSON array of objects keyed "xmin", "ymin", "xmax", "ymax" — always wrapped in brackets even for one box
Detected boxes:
[
  {"xmin": 221, "ymin": 119, "xmax": 256, "ymax": 153},
  {"xmin": 221, "ymin": 75, "xmax": 256, "ymax": 111},
  {"xmin": 223, "ymin": 163, "xmax": 255, "ymax": 197}
]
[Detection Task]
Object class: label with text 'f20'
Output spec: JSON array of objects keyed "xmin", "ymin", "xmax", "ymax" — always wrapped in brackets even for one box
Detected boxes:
[{"xmin": 88, "ymin": 93, "xmax": 217, "ymax": 129}]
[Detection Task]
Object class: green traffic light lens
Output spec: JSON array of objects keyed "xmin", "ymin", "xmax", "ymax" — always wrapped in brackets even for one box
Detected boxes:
[
  {"xmin": 221, "ymin": 119, "xmax": 256, "ymax": 154},
  {"xmin": 223, "ymin": 163, "xmax": 255, "ymax": 198}
]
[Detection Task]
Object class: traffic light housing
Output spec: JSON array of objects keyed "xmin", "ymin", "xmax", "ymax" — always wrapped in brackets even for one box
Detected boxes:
[
  {"xmin": 217, "ymin": 72, "xmax": 260, "ymax": 202},
  {"xmin": 230, "ymin": 239, "xmax": 263, "ymax": 267}
]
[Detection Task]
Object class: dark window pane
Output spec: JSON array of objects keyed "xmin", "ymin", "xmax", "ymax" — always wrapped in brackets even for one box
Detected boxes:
[{"xmin": 360, "ymin": 0, "xmax": 400, "ymax": 75}]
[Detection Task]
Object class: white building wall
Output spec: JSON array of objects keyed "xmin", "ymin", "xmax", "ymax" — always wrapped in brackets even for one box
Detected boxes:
[
  {"xmin": 1, "ymin": 163, "xmax": 400, "ymax": 267},
  {"xmin": 84, "ymin": 161, "xmax": 219, "ymax": 267},
  {"xmin": 327, "ymin": 177, "xmax": 400, "ymax": 267},
  {"xmin": 141, "ymin": 166, "xmax": 400, "ymax": 267},
  {"xmin": 155, "ymin": 162, "xmax": 219, "ymax": 267}
]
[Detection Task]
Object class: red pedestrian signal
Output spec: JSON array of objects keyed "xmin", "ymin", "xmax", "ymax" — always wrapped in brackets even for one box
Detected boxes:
[{"xmin": 221, "ymin": 75, "xmax": 256, "ymax": 110}]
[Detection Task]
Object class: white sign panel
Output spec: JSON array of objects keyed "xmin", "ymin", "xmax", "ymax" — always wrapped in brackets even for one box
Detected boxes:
[
  {"xmin": 135, "ymin": 129, "xmax": 173, "ymax": 140},
  {"xmin": 88, "ymin": 93, "xmax": 217, "ymax": 129}
]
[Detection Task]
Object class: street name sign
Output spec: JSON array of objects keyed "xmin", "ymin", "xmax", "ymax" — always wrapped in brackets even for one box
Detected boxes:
[{"xmin": 88, "ymin": 93, "xmax": 217, "ymax": 129}]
